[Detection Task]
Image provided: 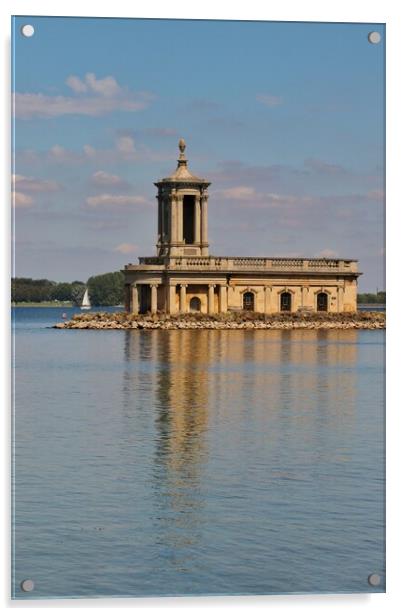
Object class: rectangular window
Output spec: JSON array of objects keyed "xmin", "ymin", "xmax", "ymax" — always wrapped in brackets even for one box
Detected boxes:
[{"xmin": 183, "ymin": 195, "xmax": 195, "ymax": 244}]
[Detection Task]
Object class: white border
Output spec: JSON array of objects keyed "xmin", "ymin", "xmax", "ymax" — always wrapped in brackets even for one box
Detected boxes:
[{"xmin": 2, "ymin": 1, "xmax": 401, "ymax": 615}]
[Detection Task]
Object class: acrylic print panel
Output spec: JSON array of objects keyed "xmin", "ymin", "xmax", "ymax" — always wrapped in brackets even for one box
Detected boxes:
[{"xmin": 11, "ymin": 16, "xmax": 385, "ymax": 599}]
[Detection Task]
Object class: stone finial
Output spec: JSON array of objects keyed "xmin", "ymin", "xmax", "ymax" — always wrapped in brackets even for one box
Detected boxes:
[{"xmin": 178, "ymin": 138, "xmax": 187, "ymax": 165}]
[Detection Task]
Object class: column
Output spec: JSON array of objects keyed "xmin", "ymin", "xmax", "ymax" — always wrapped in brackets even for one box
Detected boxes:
[
  {"xmin": 164, "ymin": 199, "xmax": 169, "ymax": 242},
  {"xmin": 167, "ymin": 284, "xmax": 177, "ymax": 315},
  {"xmin": 179, "ymin": 284, "xmax": 187, "ymax": 312},
  {"xmin": 338, "ymin": 286, "xmax": 344, "ymax": 312},
  {"xmin": 195, "ymin": 196, "xmax": 201, "ymax": 244},
  {"xmin": 160, "ymin": 198, "xmax": 165, "ymax": 240},
  {"xmin": 201, "ymin": 194, "xmax": 209, "ymax": 255},
  {"xmin": 131, "ymin": 284, "xmax": 139, "ymax": 314},
  {"xmin": 208, "ymin": 284, "xmax": 215, "ymax": 314},
  {"xmin": 301, "ymin": 286, "xmax": 308, "ymax": 307},
  {"xmin": 219, "ymin": 284, "xmax": 228, "ymax": 313},
  {"xmin": 157, "ymin": 195, "xmax": 162, "ymax": 242},
  {"xmin": 264, "ymin": 286, "xmax": 271, "ymax": 314},
  {"xmin": 150, "ymin": 284, "xmax": 158, "ymax": 314},
  {"xmin": 124, "ymin": 284, "xmax": 130, "ymax": 312},
  {"xmin": 177, "ymin": 195, "xmax": 183, "ymax": 243},
  {"xmin": 170, "ymin": 195, "xmax": 177, "ymax": 243}
]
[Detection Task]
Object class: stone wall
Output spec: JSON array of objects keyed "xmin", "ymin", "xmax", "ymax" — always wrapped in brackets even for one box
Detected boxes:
[
  {"xmin": 123, "ymin": 276, "xmax": 358, "ymax": 315},
  {"xmin": 54, "ymin": 311, "xmax": 385, "ymax": 331}
]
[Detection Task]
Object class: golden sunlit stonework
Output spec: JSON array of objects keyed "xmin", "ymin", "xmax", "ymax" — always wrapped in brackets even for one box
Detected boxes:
[{"xmin": 123, "ymin": 140, "xmax": 360, "ymax": 315}]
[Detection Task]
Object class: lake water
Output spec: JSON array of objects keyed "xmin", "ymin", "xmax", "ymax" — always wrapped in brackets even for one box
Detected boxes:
[{"xmin": 12, "ymin": 307, "xmax": 385, "ymax": 599}]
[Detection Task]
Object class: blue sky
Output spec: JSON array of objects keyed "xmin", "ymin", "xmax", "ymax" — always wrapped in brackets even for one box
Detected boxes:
[{"xmin": 12, "ymin": 17, "xmax": 385, "ymax": 291}]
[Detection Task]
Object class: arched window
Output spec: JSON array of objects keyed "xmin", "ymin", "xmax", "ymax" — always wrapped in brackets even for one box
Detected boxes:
[
  {"xmin": 317, "ymin": 292, "xmax": 328, "ymax": 312},
  {"xmin": 189, "ymin": 297, "xmax": 201, "ymax": 312},
  {"xmin": 280, "ymin": 292, "xmax": 292, "ymax": 312},
  {"xmin": 243, "ymin": 292, "xmax": 255, "ymax": 311}
]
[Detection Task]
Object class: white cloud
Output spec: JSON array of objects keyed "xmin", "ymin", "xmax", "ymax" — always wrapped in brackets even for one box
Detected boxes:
[
  {"xmin": 66, "ymin": 73, "xmax": 123, "ymax": 97},
  {"xmin": 12, "ymin": 174, "xmax": 61, "ymax": 193},
  {"xmin": 84, "ymin": 73, "xmax": 122, "ymax": 97},
  {"xmin": 264, "ymin": 193, "xmax": 314, "ymax": 206},
  {"xmin": 214, "ymin": 186, "xmax": 310, "ymax": 207},
  {"xmin": 14, "ymin": 92, "xmax": 152, "ymax": 118},
  {"xmin": 114, "ymin": 243, "xmax": 139, "ymax": 254},
  {"xmin": 216, "ymin": 186, "xmax": 258, "ymax": 200},
  {"xmin": 12, "ymin": 174, "xmax": 62, "ymax": 208},
  {"xmin": 18, "ymin": 136, "xmax": 173, "ymax": 167},
  {"xmin": 91, "ymin": 170, "xmax": 128, "ymax": 188},
  {"xmin": 49, "ymin": 145, "xmax": 70, "ymax": 161},
  {"xmin": 43, "ymin": 144, "xmax": 82, "ymax": 163},
  {"xmin": 85, "ymin": 194, "xmax": 149, "ymax": 208},
  {"xmin": 65, "ymin": 75, "xmax": 88, "ymax": 93},
  {"xmin": 256, "ymin": 93, "xmax": 283, "ymax": 107},
  {"xmin": 12, "ymin": 191, "xmax": 33, "ymax": 207},
  {"xmin": 13, "ymin": 73, "xmax": 154, "ymax": 118},
  {"xmin": 214, "ymin": 184, "xmax": 380, "ymax": 211},
  {"xmin": 116, "ymin": 136, "xmax": 136, "ymax": 154},
  {"xmin": 83, "ymin": 145, "xmax": 97, "ymax": 159}
]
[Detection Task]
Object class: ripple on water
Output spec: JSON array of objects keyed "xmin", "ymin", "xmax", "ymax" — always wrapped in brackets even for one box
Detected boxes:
[{"xmin": 12, "ymin": 312, "xmax": 385, "ymax": 597}]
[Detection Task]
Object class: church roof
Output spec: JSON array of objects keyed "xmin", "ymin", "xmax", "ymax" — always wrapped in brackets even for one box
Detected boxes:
[{"xmin": 155, "ymin": 139, "xmax": 210, "ymax": 185}]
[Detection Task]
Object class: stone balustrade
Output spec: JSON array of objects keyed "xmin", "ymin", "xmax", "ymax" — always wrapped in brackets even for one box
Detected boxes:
[{"xmin": 128, "ymin": 255, "xmax": 358, "ymax": 273}]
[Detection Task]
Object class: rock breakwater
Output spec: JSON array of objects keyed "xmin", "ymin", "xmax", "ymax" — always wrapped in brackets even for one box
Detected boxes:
[{"xmin": 53, "ymin": 311, "xmax": 385, "ymax": 330}]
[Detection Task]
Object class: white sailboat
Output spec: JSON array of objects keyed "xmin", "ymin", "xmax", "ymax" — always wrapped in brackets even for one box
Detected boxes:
[{"xmin": 80, "ymin": 288, "xmax": 91, "ymax": 310}]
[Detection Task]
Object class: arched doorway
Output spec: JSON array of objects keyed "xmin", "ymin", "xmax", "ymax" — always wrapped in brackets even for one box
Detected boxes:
[
  {"xmin": 243, "ymin": 291, "xmax": 255, "ymax": 311},
  {"xmin": 317, "ymin": 292, "xmax": 328, "ymax": 312},
  {"xmin": 280, "ymin": 292, "xmax": 292, "ymax": 312},
  {"xmin": 189, "ymin": 297, "xmax": 201, "ymax": 312}
]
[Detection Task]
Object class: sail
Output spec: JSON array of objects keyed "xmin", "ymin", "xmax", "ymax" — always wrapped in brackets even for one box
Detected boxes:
[{"xmin": 81, "ymin": 288, "xmax": 91, "ymax": 308}]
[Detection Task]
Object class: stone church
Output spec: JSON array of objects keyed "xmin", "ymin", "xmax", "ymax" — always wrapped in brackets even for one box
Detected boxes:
[{"xmin": 123, "ymin": 139, "xmax": 360, "ymax": 314}]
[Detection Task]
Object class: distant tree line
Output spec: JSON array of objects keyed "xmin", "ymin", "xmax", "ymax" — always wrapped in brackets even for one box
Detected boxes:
[
  {"xmin": 12, "ymin": 271, "xmax": 125, "ymax": 306},
  {"xmin": 357, "ymin": 291, "xmax": 385, "ymax": 304},
  {"xmin": 87, "ymin": 271, "xmax": 124, "ymax": 306},
  {"xmin": 12, "ymin": 278, "xmax": 86, "ymax": 305}
]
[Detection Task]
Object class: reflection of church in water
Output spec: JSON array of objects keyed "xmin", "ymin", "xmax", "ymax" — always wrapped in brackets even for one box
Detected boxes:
[{"xmin": 123, "ymin": 140, "xmax": 360, "ymax": 314}]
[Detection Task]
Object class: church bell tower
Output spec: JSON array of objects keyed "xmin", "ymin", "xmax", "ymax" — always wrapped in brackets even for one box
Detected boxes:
[{"xmin": 154, "ymin": 139, "xmax": 210, "ymax": 257}]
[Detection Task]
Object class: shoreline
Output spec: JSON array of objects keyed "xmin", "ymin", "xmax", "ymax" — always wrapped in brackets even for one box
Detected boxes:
[
  {"xmin": 12, "ymin": 303, "xmax": 125, "ymax": 308},
  {"xmin": 13, "ymin": 301, "xmax": 74, "ymax": 308},
  {"xmin": 53, "ymin": 311, "xmax": 385, "ymax": 330}
]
